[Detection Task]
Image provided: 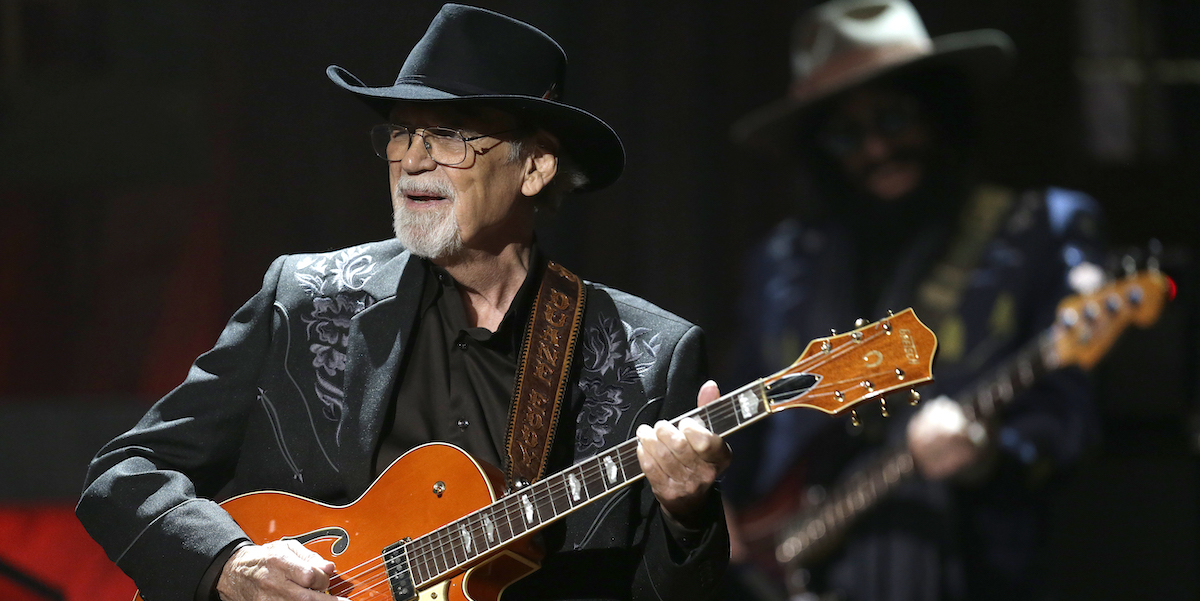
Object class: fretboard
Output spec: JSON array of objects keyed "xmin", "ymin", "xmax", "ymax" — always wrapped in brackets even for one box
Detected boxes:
[
  {"xmin": 394, "ymin": 379, "xmax": 776, "ymax": 588},
  {"xmin": 775, "ymin": 331, "xmax": 1059, "ymax": 566}
]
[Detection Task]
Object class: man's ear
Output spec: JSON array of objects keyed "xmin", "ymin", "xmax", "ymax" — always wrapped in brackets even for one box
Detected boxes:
[{"xmin": 521, "ymin": 136, "xmax": 559, "ymax": 198}]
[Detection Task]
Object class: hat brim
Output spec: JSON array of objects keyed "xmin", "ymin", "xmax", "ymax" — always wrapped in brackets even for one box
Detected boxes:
[
  {"xmin": 328, "ymin": 66, "xmax": 625, "ymax": 192},
  {"xmin": 731, "ymin": 29, "xmax": 1015, "ymax": 155}
]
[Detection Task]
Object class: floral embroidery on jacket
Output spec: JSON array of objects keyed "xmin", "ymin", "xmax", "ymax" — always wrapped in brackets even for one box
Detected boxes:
[
  {"xmin": 576, "ymin": 314, "xmax": 659, "ymax": 453},
  {"xmin": 292, "ymin": 246, "xmax": 380, "ymax": 440},
  {"xmin": 295, "ymin": 245, "xmax": 377, "ymax": 296},
  {"xmin": 301, "ymin": 291, "xmax": 375, "ymax": 424}
]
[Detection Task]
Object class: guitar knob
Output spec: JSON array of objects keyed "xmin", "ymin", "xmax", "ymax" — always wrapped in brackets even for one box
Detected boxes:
[
  {"xmin": 909, "ymin": 389, "xmax": 921, "ymax": 405},
  {"xmin": 851, "ymin": 410, "xmax": 860, "ymax": 427},
  {"xmin": 880, "ymin": 398, "xmax": 889, "ymax": 418}
]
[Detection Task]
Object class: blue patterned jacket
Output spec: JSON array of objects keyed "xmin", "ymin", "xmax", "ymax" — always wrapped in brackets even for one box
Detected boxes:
[{"xmin": 725, "ymin": 187, "xmax": 1104, "ymax": 600}]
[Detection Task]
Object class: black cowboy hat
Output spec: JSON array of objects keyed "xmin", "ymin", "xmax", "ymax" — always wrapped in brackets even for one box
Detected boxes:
[{"xmin": 327, "ymin": 3, "xmax": 624, "ymax": 192}]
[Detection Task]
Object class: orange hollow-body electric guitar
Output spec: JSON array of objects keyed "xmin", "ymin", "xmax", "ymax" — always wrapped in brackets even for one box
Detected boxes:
[{"xmin": 134, "ymin": 309, "xmax": 937, "ymax": 601}]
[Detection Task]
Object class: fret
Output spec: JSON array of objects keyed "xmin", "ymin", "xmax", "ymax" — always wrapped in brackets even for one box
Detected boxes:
[
  {"xmin": 433, "ymin": 526, "xmax": 457, "ymax": 574},
  {"xmin": 565, "ymin": 465, "xmax": 586, "ymax": 505},
  {"xmin": 462, "ymin": 514, "xmax": 486, "ymax": 559},
  {"xmin": 619, "ymin": 444, "xmax": 641, "ymax": 479},
  {"xmin": 601, "ymin": 452, "xmax": 622, "ymax": 486},
  {"xmin": 710, "ymin": 399, "xmax": 742, "ymax": 435},
  {"xmin": 546, "ymin": 474, "xmax": 573, "ymax": 515},
  {"xmin": 406, "ymin": 540, "xmax": 430, "ymax": 586},
  {"xmin": 582, "ymin": 457, "xmax": 608, "ymax": 498},
  {"xmin": 996, "ymin": 377, "xmax": 1014, "ymax": 404},
  {"xmin": 977, "ymin": 386, "xmax": 995, "ymax": 418},
  {"xmin": 517, "ymin": 489, "xmax": 539, "ymax": 529},
  {"xmin": 699, "ymin": 403, "xmax": 716, "ymax": 433},
  {"xmin": 531, "ymin": 483, "xmax": 556, "ymax": 522},
  {"xmin": 480, "ymin": 507, "xmax": 499, "ymax": 549},
  {"xmin": 732, "ymin": 388, "xmax": 765, "ymax": 425},
  {"xmin": 446, "ymin": 523, "xmax": 466, "ymax": 567},
  {"xmin": 498, "ymin": 495, "xmax": 521, "ymax": 540},
  {"xmin": 429, "ymin": 533, "xmax": 447, "ymax": 577}
]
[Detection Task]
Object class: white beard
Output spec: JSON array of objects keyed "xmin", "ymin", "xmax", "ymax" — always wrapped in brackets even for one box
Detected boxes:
[{"xmin": 392, "ymin": 178, "xmax": 463, "ymax": 260}]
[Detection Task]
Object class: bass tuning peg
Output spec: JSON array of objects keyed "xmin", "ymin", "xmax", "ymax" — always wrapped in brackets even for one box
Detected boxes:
[
  {"xmin": 909, "ymin": 389, "xmax": 921, "ymax": 405},
  {"xmin": 880, "ymin": 398, "xmax": 889, "ymax": 418},
  {"xmin": 850, "ymin": 410, "xmax": 860, "ymax": 427}
]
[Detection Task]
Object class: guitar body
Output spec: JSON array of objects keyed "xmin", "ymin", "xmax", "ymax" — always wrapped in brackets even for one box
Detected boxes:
[{"xmin": 134, "ymin": 443, "xmax": 542, "ymax": 601}]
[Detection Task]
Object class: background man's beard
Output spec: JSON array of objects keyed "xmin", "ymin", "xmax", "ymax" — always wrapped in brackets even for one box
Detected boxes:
[{"xmin": 393, "ymin": 181, "xmax": 463, "ymax": 260}]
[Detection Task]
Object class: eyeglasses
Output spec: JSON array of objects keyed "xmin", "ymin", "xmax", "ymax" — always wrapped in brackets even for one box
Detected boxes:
[
  {"xmin": 816, "ymin": 97, "xmax": 922, "ymax": 158},
  {"xmin": 370, "ymin": 124, "xmax": 517, "ymax": 166}
]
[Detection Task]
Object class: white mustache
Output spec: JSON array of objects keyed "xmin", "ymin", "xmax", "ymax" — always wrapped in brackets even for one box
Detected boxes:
[{"xmin": 396, "ymin": 177, "xmax": 455, "ymax": 201}]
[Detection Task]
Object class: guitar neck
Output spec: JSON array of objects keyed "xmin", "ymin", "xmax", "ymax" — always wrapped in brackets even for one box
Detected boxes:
[
  {"xmin": 398, "ymin": 380, "xmax": 775, "ymax": 589},
  {"xmin": 775, "ymin": 329, "xmax": 1059, "ymax": 566}
]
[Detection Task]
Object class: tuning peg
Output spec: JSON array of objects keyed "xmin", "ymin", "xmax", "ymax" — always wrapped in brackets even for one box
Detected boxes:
[
  {"xmin": 854, "ymin": 318, "xmax": 867, "ymax": 328},
  {"xmin": 886, "ymin": 309, "xmax": 894, "ymax": 317},
  {"xmin": 1122, "ymin": 254, "xmax": 1137, "ymax": 278},
  {"xmin": 850, "ymin": 410, "xmax": 860, "ymax": 427},
  {"xmin": 880, "ymin": 398, "xmax": 889, "ymax": 418},
  {"xmin": 1148, "ymin": 238, "xmax": 1163, "ymax": 272},
  {"xmin": 909, "ymin": 389, "xmax": 921, "ymax": 405},
  {"xmin": 830, "ymin": 328, "xmax": 838, "ymax": 336}
]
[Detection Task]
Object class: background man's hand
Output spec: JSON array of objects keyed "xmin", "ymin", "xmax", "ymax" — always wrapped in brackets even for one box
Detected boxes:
[
  {"xmin": 216, "ymin": 540, "xmax": 348, "ymax": 601},
  {"xmin": 907, "ymin": 396, "xmax": 988, "ymax": 480},
  {"xmin": 637, "ymin": 380, "xmax": 731, "ymax": 525}
]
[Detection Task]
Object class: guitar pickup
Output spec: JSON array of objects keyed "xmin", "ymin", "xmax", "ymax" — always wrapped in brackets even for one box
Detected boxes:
[{"xmin": 383, "ymin": 539, "xmax": 417, "ymax": 601}]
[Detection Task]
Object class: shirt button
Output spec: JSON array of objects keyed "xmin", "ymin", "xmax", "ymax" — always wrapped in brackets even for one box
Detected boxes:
[
  {"xmin": 456, "ymin": 340, "xmax": 468, "ymax": 350},
  {"xmin": 457, "ymin": 418, "xmax": 470, "ymax": 430}
]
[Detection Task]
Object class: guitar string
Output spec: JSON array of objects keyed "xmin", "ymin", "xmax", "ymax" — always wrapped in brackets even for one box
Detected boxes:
[
  {"xmin": 780, "ymin": 328, "xmax": 1045, "ymax": 559},
  {"xmin": 407, "ymin": 315, "xmax": 909, "ymax": 577},
  {"xmin": 324, "ymin": 318, "xmax": 913, "ymax": 596},
  {"xmin": 404, "ymin": 440, "xmax": 639, "ymax": 583},
  {"xmin": 326, "ymin": 459, "xmax": 615, "ymax": 597}
]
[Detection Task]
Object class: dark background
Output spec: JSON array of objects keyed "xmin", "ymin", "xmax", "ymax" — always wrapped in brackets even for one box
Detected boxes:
[{"xmin": 0, "ymin": 1, "xmax": 1197, "ymax": 600}]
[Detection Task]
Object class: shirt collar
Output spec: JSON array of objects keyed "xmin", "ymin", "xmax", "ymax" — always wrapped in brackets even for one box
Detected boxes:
[{"xmin": 421, "ymin": 245, "xmax": 545, "ymax": 348}]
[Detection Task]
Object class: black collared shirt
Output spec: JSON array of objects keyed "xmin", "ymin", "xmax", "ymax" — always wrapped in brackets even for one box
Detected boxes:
[{"xmin": 374, "ymin": 252, "xmax": 541, "ymax": 476}]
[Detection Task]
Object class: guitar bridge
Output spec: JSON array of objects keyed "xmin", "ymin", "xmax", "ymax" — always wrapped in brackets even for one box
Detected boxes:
[{"xmin": 383, "ymin": 538, "xmax": 417, "ymax": 601}]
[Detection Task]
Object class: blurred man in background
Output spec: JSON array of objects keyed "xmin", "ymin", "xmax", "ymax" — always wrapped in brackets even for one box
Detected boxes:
[{"xmin": 722, "ymin": 1, "xmax": 1104, "ymax": 599}]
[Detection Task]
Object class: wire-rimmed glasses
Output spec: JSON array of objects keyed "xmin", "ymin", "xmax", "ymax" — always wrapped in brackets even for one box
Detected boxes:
[{"xmin": 370, "ymin": 124, "xmax": 516, "ymax": 166}]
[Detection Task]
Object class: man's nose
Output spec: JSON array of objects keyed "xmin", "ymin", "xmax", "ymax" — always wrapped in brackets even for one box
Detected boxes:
[
  {"xmin": 860, "ymin": 133, "xmax": 891, "ymax": 161},
  {"xmin": 401, "ymin": 133, "xmax": 437, "ymax": 172}
]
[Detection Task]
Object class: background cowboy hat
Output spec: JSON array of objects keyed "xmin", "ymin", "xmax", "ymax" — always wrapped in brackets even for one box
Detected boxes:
[{"xmin": 732, "ymin": 0, "xmax": 1014, "ymax": 153}]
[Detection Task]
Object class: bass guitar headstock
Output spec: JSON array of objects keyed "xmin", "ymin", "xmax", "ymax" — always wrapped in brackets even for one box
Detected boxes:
[
  {"xmin": 1052, "ymin": 268, "xmax": 1172, "ymax": 370},
  {"xmin": 761, "ymin": 308, "xmax": 938, "ymax": 424}
]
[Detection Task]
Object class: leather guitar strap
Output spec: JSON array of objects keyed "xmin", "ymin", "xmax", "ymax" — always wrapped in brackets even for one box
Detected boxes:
[
  {"xmin": 912, "ymin": 184, "xmax": 1016, "ymax": 335},
  {"xmin": 503, "ymin": 259, "xmax": 586, "ymax": 491}
]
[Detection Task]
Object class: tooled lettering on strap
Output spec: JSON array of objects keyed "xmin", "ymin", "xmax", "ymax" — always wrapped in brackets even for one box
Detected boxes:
[{"xmin": 504, "ymin": 259, "xmax": 586, "ymax": 491}]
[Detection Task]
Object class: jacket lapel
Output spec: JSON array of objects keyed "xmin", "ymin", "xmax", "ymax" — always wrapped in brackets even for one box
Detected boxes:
[{"xmin": 338, "ymin": 249, "xmax": 425, "ymax": 494}]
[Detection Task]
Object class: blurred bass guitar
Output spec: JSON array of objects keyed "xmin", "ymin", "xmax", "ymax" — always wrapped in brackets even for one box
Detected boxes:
[{"xmin": 744, "ymin": 270, "xmax": 1171, "ymax": 595}]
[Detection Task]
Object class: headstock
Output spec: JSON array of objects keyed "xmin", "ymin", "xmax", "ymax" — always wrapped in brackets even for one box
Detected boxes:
[
  {"xmin": 761, "ymin": 308, "xmax": 937, "ymax": 422},
  {"xmin": 1051, "ymin": 269, "xmax": 1171, "ymax": 370}
]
